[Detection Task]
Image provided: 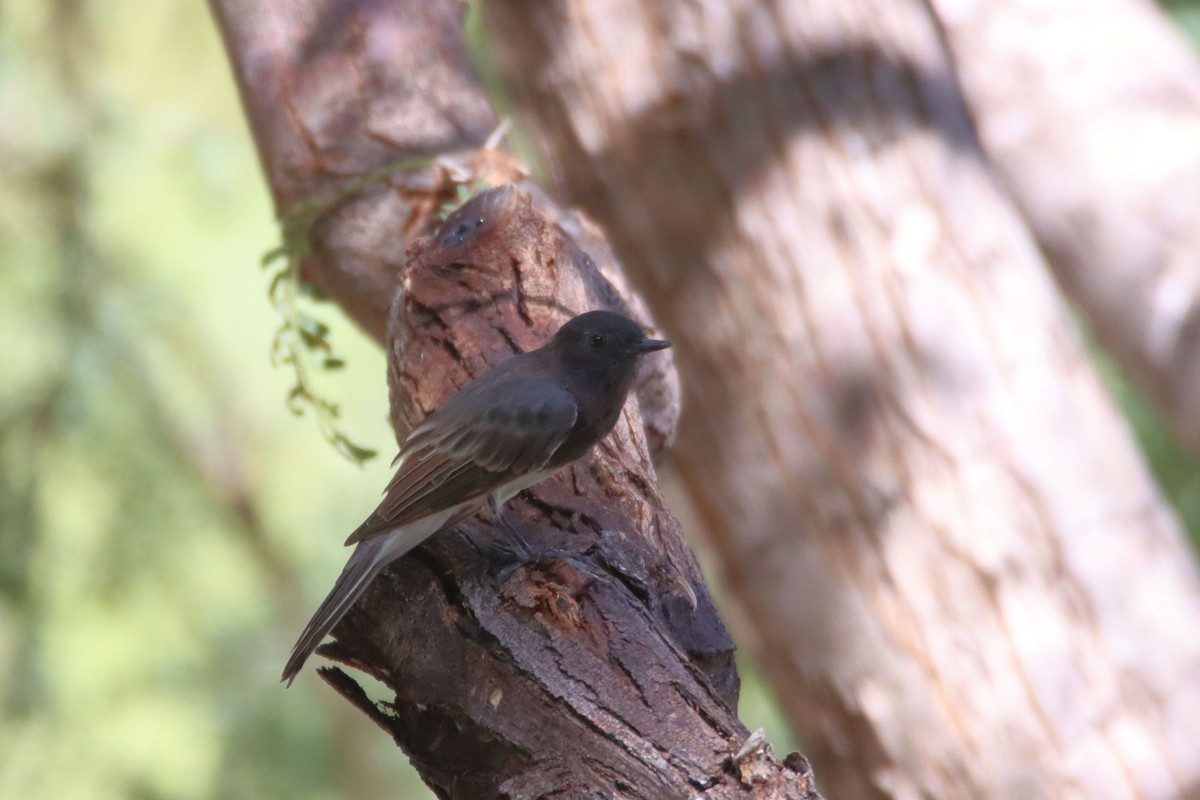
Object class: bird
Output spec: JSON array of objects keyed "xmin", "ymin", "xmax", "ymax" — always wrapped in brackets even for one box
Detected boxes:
[{"xmin": 281, "ymin": 310, "xmax": 671, "ymax": 685}]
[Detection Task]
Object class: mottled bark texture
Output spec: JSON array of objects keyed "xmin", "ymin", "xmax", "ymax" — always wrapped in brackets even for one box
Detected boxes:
[
  {"xmin": 934, "ymin": 0, "xmax": 1200, "ymax": 452},
  {"xmin": 212, "ymin": 0, "xmax": 820, "ymax": 796},
  {"xmin": 211, "ymin": 0, "xmax": 502, "ymax": 340},
  {"xmin": 209, "ymin": 0, "xmax": 680, "ymax": 451},
  {"xmin": 321, "ymin": 186, "xmax": 817, "ymax": 798},
  {"xmin": 479, "ymin": 1, "xmax": 1200, "ymax": 798}
]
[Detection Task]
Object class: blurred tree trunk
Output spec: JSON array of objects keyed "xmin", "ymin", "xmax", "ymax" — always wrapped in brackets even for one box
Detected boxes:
[
  {"xmin": 934, "ymin": 0, "xmax": 1200, "ymax": 453},
  {"xmin": 211, "ymin": 0, "xmax": 819, "ymax": 797},
  {"xmin": 479, "ymin": 1, "xmax": 1200, "ymax": 798}
]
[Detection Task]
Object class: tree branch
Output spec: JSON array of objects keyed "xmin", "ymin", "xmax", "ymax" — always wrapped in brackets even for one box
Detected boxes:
[
  {"xmin": 211, "ymin": 0, "xmax": 817, "ymax": 795},
  {"xmin": 477, "ymin": 0, "xmax": 1200, "ymax": 796},
  {"xmin": 210, "ymin": 0, "xmax": 501, "ymax": 339},
  {"xmin": 932, "ymin": 0, "xmax": 1200, "ymax": 450}
]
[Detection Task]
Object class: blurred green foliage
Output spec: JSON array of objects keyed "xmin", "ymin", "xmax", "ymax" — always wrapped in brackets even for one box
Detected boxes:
[
  {"xmin": 1, "ymin": 2, "xmax": 1199, "ymax": 799},
  {"xmin": 0, "ymin": 2, "xmax": 423, "ymax": 797},
  {"xmin": 1164, "ymin": 0, "xmax": 1200, "ymax": 42}
]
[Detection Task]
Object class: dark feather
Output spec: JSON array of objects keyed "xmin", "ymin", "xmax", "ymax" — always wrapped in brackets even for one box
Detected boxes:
[
  {"xmin": 283, "ymin": 310, "xmax": 671, "ymax": 685},
  {"xmin": 344, "ymin": 375, "xmax": 578, "ymax": 545}
]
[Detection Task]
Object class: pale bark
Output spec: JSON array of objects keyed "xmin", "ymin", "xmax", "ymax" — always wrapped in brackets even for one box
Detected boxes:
[
  {"xmin": 211, "ymin": 0, "xmax": 498, "ymax": 340},
  {"xmin": 479, "ymin": 1, "xmax": 1200, "ymax": 798},
  {"xmin": 212, "ymin": 0, "xmax": 818, "ymax": 796},
  {"xmin": 933, "ymin": 0, "xmax": 1200, "ymax": 451}
]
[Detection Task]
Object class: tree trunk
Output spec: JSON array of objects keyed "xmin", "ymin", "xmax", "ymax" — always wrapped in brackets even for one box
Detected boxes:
[
  {"xmin": 211, "ymin": 1, "xmax": 819, "ymax": 796},
  {"xmin": 934, "ymin": 0, "xmax": 1200, "ymax": 452},
  {"xmin": 478, "ymin": 1, "xmax": 1200, "ymax": 798}
]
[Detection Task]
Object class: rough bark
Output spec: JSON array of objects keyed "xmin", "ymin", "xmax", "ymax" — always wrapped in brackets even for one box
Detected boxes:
[
  {"xmin": 479, "ymin": 1, "xmax": 1200, "ymax": 798},
  {"xmin": 933, "ymin": 0, "xmax": 1200, "ymax": 452},
  {"xmin": 322, "ymin": 185, "xmax": 816, "ymax": 799},
  {"xmin": 210, "ymin": 0, "xmax": 680, "ymax": 451},
  {"xmin": 211, "ymin": 0, "xmax": 498, "ymax": 340},
  {"xmin": 212, "ymin": 1, "xmax": 818, "ymax": 796}
]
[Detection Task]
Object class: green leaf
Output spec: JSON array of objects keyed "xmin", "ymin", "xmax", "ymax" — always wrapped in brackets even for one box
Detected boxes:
[
  {"xmin": 262, "ymin": 179, "xmax": 398, "ymax": 466},
  {"xmin": 260, "ymin": 245, "xmax": 287, "ymax": 268},
  {"xmin": 297, "ymin": 328, "xmax": 331, "ymax": 353},
  {"xmin": 294, "ymin": 314, "xmax": 330, "ymax": 339},
  {"xmin": 334, "ymin": 433, "xmax": 378, "ymax": 465},
  {"xmin": 286, "ymin": 385, "xmax": 308, "ymax": 416},
  {"xmin": 297, "ymin": 281, "xmax": 325, "ymax": 301},
  {"xmin": 267, "ymin": 270, "xmax": 289, "ymax": 303}
]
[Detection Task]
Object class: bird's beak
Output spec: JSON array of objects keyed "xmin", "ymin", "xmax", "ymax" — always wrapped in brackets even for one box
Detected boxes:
[{"xmin": 630, "ymin": 338, "xmax": 671, "ymax": 354}]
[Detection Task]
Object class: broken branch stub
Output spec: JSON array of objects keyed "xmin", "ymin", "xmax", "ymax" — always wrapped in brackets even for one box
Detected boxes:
[
  {"xmin": 311, "ymin": 186, "xmax": 818, "ymax": 798},
  {"xmin": 387, "ymin": 187, "xmax": 728, "ymax": 688}
]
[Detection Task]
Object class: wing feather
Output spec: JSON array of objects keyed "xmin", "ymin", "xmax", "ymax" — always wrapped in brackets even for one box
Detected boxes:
[{"xmin": 344, "ymin": 377, "xmax": 577, "ymax": 545}]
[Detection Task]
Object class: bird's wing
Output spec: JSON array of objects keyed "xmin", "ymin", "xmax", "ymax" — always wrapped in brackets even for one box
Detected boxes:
[{"xmin": 344, "ymin": 377, "xmax": 578, "ymax": 545}]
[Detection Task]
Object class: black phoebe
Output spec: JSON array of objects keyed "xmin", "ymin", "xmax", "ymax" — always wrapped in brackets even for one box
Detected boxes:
[{"xmin": 282, "ymin": 310, "xmax": 670, "ymax": 684}]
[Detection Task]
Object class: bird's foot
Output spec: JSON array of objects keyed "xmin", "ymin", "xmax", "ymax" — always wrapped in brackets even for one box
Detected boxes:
[{"xmin": 493, "ymin": 512, "xmax": 533, "ymax": 560}]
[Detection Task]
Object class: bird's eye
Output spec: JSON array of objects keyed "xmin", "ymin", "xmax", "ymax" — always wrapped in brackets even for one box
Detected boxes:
[{"xmin": 588, "ymin": 334, "xmax": 605, "ymax": 349}]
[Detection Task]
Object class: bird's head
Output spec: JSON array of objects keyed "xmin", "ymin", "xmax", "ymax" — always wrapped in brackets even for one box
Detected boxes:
[{"xmin": 548, "ymin": 310, "xmax": 670, "ymax": 381}]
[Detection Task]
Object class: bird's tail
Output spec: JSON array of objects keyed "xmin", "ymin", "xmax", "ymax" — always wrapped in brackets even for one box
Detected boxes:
[{"xmin": 281, "ymin": 537, "xmax": 393, "ymax": 686}]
